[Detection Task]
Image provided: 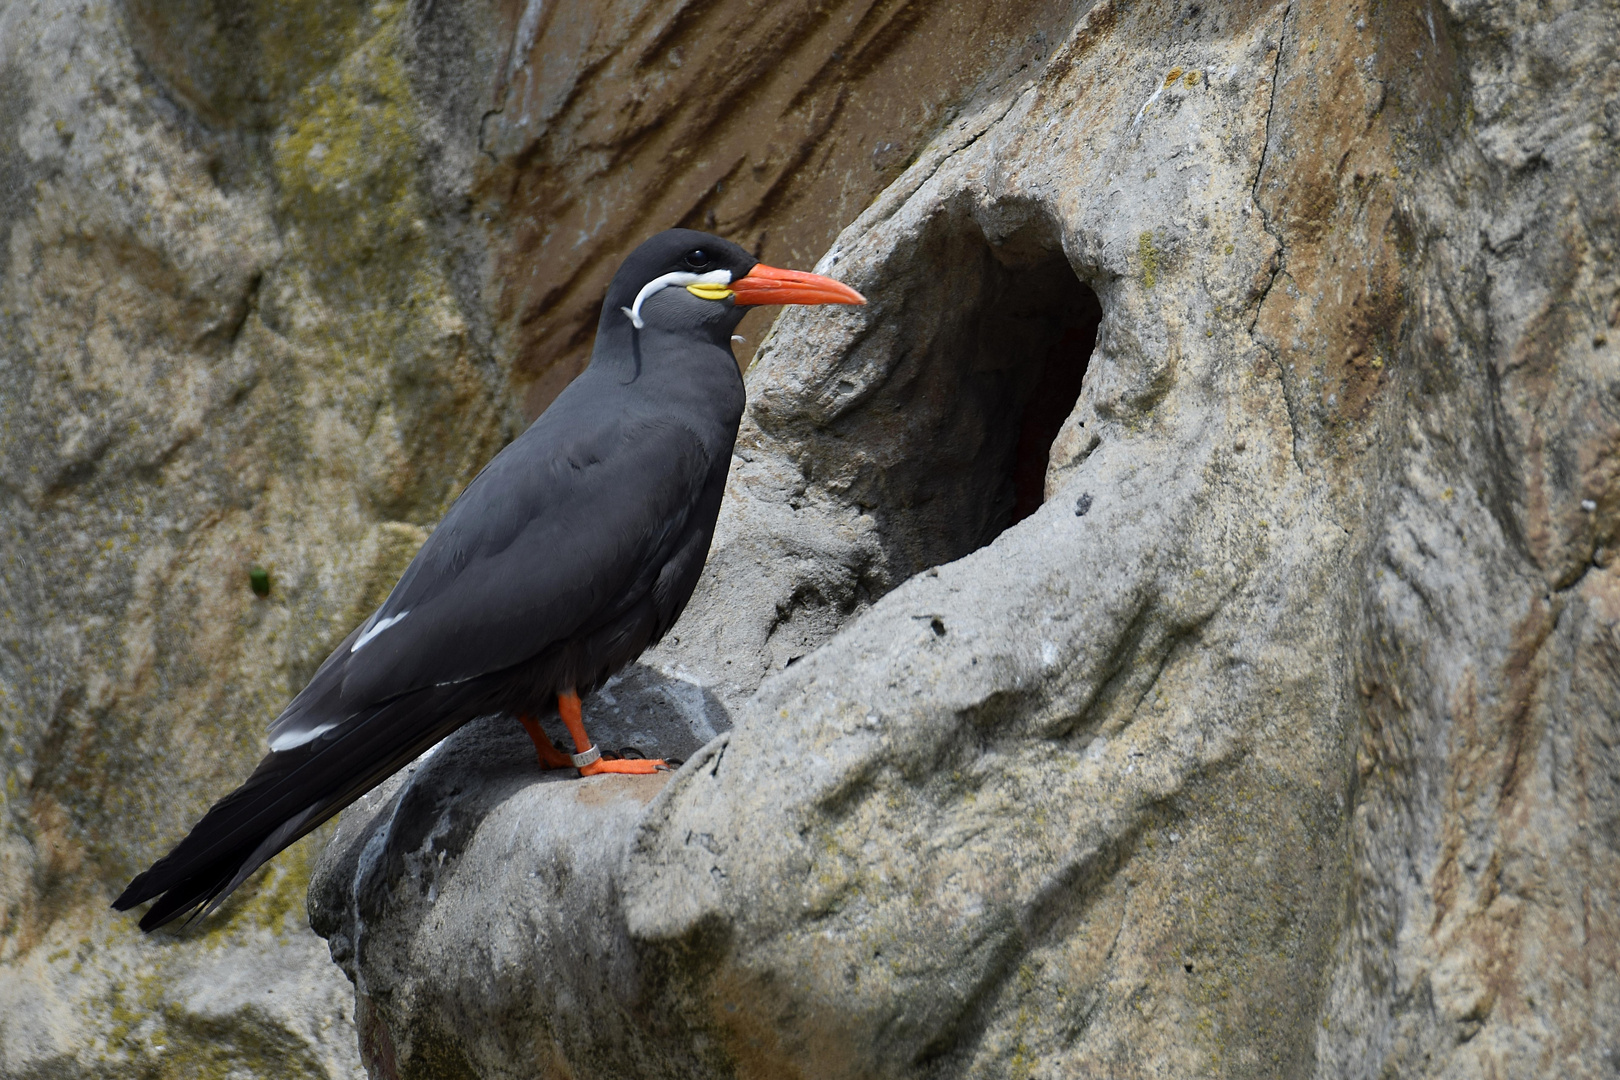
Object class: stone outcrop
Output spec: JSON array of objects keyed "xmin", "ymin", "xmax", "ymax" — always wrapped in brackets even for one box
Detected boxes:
[
  {"xmin": 310, "ymin": 0, "xmax": 1620, "ymax": 1078},
  {"xmin": 0, "ymin": 0, "xmax": 1049, "ymax": 1074},
  {"xmin": 5, "ymin": 0, "xmax": 1616, "ymax": 1076}
]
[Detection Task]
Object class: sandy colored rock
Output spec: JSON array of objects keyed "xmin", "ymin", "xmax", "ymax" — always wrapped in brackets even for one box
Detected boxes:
[{"xmin": 311, "ymin": 0, "xmax": 1620, "ymax": 1077}]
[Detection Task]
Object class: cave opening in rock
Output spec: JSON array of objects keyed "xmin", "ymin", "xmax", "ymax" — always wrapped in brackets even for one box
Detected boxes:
[
  {"xmin": 948, "ymin": 245, "xmax": 1100, "ymax": 543},
  {"xmin": 846, "ymin": 222, "xmax": 1101, "ymax": 583},
  {"xmin": 1005, "ymin": 269, "xmax": 1101, "ymax": 528}
]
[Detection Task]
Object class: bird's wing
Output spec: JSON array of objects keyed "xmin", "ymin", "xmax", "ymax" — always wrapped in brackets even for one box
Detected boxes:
[{"xmin": 266, "ymin": 410, "xmax": 714, "ymax": 748}]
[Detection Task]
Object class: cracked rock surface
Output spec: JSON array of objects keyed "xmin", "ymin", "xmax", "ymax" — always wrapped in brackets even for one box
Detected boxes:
[{"xmin": 310, "ymin": 0, "xmax": 1620, "ymax": 1078}]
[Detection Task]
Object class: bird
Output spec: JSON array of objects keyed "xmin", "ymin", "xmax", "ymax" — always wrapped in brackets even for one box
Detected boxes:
[{"xmin": 114, "ymin": 229, "xmax": 865, "ymax": 931}]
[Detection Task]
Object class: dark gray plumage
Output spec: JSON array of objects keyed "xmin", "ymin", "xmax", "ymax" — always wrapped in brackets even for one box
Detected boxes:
[{"xmin": 114, "ymin": 229, "xmax": 861, "ymax": 930}]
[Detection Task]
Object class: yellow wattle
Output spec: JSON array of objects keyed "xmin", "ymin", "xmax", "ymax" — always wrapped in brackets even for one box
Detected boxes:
[{"xmin": 685, "ymin": 283, "xmax": 735, "ymax": 301}]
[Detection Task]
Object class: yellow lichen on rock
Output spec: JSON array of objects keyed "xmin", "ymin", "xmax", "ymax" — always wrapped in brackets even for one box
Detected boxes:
[{"xmin": 1140, "ymin": 230, "xmax": 1159, "ymax": 288}]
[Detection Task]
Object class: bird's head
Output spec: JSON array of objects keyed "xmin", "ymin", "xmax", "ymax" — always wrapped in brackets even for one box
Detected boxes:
[{"xmin": 603, "ymin": 229, "xmax": 865, "ymax": 341}]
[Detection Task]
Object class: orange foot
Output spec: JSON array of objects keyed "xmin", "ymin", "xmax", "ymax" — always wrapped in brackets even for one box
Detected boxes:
[
  {"xmin": 518, "ymin": 715, "xmax": 575, "ymax": 770},
  {"xmin": 579, "ymin": 757, "xmax": 670, "ymax": 775},
  {"xmin": 554, "ymin": 688, "xmax": 677, "ymax": 776}
]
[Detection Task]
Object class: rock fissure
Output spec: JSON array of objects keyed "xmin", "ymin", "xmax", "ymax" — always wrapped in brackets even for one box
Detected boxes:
[{"xmin": 1247, "ymin": 4, "xmax": 1305, "ymax": 482}]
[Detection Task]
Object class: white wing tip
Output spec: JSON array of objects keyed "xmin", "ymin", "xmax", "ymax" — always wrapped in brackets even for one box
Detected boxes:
[
  {"xmin": 269, "ymin": 720, "xmax": 340, "ymax": 752},
  {"xmin": 351, "ymin": 610, "xmax": 409, "ymax": 654}
]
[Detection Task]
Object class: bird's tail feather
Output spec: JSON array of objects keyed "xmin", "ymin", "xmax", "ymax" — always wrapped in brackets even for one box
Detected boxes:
[{"xmin": 115, "ymin": 684, "xmax": 481, "ymax": 931}]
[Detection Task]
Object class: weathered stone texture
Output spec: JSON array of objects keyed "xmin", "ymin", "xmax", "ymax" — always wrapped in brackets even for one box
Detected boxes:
[
  {"xmin": 5, "ymin": 0, "xmax": 1617, "ymax": 1076},
  {"xmin": 310, "ymin": 0, "xmax": 1620, "ymax": 1078}
]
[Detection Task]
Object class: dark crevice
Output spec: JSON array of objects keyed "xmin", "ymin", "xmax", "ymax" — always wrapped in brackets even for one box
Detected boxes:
[
  {"xmin": 1012, "ymin": 308, "xmax": 1101, "ymax": 524},
  {"xmin": 961, "ymin": 251, "xmax": 1100, "ymax": 546},
  {"xmin": 800, "ymin": 211, "xmax": 1102, "ymax": 582},
  {"xmin": 906, "ymin": 243, "xmax": 1099, "ymax": 561},
  {"xmin": 747, "ymin": 202, "xmax": 1102, "ymax": 675}
]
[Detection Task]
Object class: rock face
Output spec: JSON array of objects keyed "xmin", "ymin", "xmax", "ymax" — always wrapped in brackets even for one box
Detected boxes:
[
  {"xmin": 309, "ymin": 0, "xmax": 1620, "ymax": 1078},
  {"xmin": 5, "ymin": 0, "xmax": 1616, "ymax": 1075},
  {"xmin": 0, "ymin": 0, "xmax": 1050, "ymax": 1075}
]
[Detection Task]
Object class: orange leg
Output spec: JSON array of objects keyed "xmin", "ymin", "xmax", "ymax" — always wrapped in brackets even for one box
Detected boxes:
[
  {"xmin": 557, "ymin": 687, "xmax": 667, "ymax": 775},
  {"xmin": 519, "ymin": 714, "xmax": 575, "ymax": 770}
]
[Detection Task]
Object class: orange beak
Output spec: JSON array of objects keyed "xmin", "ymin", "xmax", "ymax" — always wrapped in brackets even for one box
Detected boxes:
[{"xmin": 729, "ymin": 263, "xmax": 866, "ymax": 307}]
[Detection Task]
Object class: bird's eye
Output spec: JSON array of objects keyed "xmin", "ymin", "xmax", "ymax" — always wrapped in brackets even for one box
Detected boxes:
[{"xmin": 683, "ymin": 249, "xmax": 711, "ymax": 269}]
